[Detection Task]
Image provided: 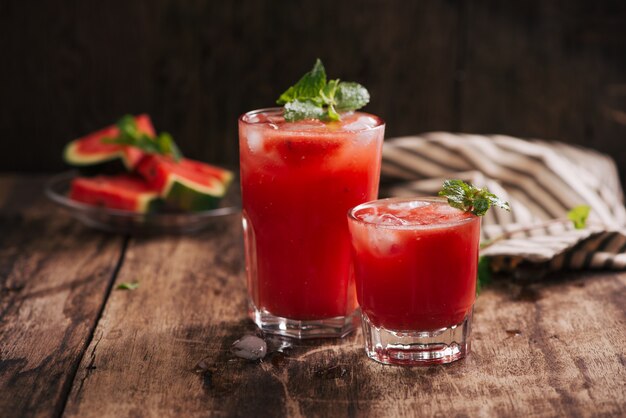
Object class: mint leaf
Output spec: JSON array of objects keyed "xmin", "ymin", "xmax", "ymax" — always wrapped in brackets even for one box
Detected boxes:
[
  {"xmin": 277, "ymin": 59, "xmax": 326, "ymax": 105},
  {"xmin": 477, "ymin": 256, "xmax": 492, "ymax": 295},
  {"xmin": 320, "ymin": 79, "xmax": 339, "ymax": 103},
  {"xmin": 567, "ymin": 205, "xmax": 590, "ymax": 229},
  {"xmin": 321, "ymin": 79, "xmax": 341, "ymax": 121},
  {"xmin": 276, "ymin": 59, "xmax": 370, "ymax": 121},
  {"xmin": 156, "ymin": 132, "xmax": 183, "ymax": 162},
  {"xmin": 438, "ymin": 179, "xmax": 510, "ymax": 216},
  {"xmin": 326, "ymin": 105, "xmax": 340, "ymax": 121},
  {"xmin": 284, "ymin": 99, "xmax": 326, "ymax": 122},
  {"xmin": 103, "ymin": 115, "xmax": 183, "ymax": 162},
  {"xmin": 116, "ymin": 281, "xmax": 139, "ymax": 290},
  {"xmin": 117, "ymin": 114, "xmax": 140, "ymax": 138},
  {"xmin": 335, "ymin": 82, "xmax": 370, "ymax": 111}
]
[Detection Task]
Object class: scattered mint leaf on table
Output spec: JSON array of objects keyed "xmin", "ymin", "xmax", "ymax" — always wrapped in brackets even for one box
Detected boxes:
[
  {"xmin": 438, "ymin": 179, "xmax": 510, "ymax": 216},
  {"xmin": 116, "ymin": 281, "xmax": 139, "ymax": 290},
  {"xmin": 277, "ymin": 59, "xmax": 370, "ymax": 122},
  {"xmin": 567, "ymin": 205, "xmax": 590, "ymax": 229},
  {"xmin": 103, "ymin": 115, "xmax": 183, "ymax": 162}
]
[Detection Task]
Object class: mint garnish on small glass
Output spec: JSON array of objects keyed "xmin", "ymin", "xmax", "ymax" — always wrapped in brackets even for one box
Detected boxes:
[
  {"xmin": 276, "ymin": 59, "xmax": 370, "ymax": 122},
  {"xmin": 103, "ymin": 115, "xmax": 183, "ymax": 162},
  {"xmin": 438, "ymin": 179, "xmax": 511, "ymax": 216},
  {"xmin": 438, "ymin": 180, "xmax": 510, "ymax": 295}
]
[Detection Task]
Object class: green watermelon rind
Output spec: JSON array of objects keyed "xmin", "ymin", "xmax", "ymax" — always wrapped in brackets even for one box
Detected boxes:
[
  {"xmin": 136, "ymin": 192, "xmax": 165, "ymax": 213},
  {"xmin": 161, "ymin": 172, "xmax": 234, "ymax": 212},
  {"xmin": 64, "ymin": 141, "xmax": 135, "ymax": 171}
]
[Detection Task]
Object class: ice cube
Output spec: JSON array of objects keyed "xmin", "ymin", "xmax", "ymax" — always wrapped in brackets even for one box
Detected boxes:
[
  {"xmin": 343, "ymin": 115, "xmax": 378, "ymax": 132},
  {"xmin": 246, "ymin": 130, "xmax": 263, "ymax": 153},
  {"xmin": 246, "ymin": 114, "xmax": 261, "ymax": 124},
  {"xmin": 358, "ymin": 212, "xmax": 408, "ymax": 226},
  {"xmin": 378, "ymin": 213, "xmax": 409, "ymax": 226},
  {"xmin": 231, "ymin": 335, "xmax": 267, "ymax": 361},
  {"xmin": 360, "ymin": 213, "xmax": 379, "ymax": 224},
  {"xmin": 434, "ymin": 203, "xmax": 463, "ymax": 215},
  {"xmin": 266, "ymin": 114, "xmax": 284, "ymax": 125},
  {"xmin": 387, "ymin": 201, "xmax": 429, "ymax": 211},
  {"xmin": 370, "ymin": 227, "xmax": 401, "ymax": 254},
  {"xmin": 281, "ymin": 121, "xmax": 326, "ymax": 131}
]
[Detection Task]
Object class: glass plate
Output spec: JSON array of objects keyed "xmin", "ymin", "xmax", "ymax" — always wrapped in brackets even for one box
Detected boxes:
[{"xmin": 45, "ymin": 171, "xmax": 240, "ymax": 234}]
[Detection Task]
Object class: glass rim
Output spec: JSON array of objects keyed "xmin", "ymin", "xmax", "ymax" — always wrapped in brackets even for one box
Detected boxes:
[
  {"xmin": 238, "ymin": 107, "xmax": 385, "ymax": 132},
  {"xmin": 347, "ymin": 196, "xmax": 480, "ymax": 230}
]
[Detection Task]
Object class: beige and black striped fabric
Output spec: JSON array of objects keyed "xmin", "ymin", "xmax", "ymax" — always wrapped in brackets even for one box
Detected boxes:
[{"xmin": 381, "ymin": 132, "xmax": 626, "ymax": 278}]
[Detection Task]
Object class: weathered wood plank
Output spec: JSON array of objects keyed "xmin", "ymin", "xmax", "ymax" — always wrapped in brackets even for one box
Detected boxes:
[
  {"xmin": 0, "ymin": 175, "xmax": 125, "ymax": 417},
  {"xmin": 63, "ymin": 207, "xmax": 626, "ymax": 417},
  {"xmin": 63, "ymin": 215, "xmax": 248, "ymax": 417}
]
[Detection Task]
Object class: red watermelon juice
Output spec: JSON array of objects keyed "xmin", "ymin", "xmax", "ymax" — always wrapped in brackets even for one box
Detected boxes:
[
  {"xmin": 239, "ymin": 108, "xmax": 384, "ymax": 338},
  {"xmin": 348, "ymin": 197, "xmax": 480, "ymax": 365}
]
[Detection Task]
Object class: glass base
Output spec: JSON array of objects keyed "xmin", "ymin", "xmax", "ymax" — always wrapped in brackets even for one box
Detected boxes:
[
  {"xmin": 361, "ymin": 307, "xmax": 473, "ymax": 366},
  {"xmin": 248, "ymin": 302, "xmax": 360, "ymax": 339}
]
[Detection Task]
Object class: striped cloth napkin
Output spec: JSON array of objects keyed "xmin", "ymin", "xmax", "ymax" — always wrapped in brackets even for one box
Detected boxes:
[{"xmin": 380, "ymin": 132, "xmax": 626, "ymax": 279}]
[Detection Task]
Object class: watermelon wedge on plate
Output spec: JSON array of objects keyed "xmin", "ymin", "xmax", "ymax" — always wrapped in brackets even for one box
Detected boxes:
[
  {"xmin": 64, "ymin": 114, "xmax": 154, "ymax": 173},
  {"xmin": 136, "ymin": 155, "xmax": 234, "ymax": 211},
  {"xmin": 69, "ymin": 174, "xmax": 163, "ymax": 213}
]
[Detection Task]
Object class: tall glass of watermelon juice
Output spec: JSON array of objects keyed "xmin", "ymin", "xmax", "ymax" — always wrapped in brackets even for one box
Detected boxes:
[
  {"xmin": 239, "ymin": 108, "xmax": 385, "ymax": 338},
  {"xmin": 348, "ymin": 197, "xmax": 480, "ymax": 365}
]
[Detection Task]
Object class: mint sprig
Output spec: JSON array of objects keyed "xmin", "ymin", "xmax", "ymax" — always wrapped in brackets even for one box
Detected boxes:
[
  {"xmin": 277, "ymin": 59, "xmax": 370, "ymax": 122},
  {"xmin": 438, "ymin": 179, "xmax": 510, "ymax": 216},
  {"xmin": 103, "ymin": 115, "xmax": 183, "ymax": 162}
]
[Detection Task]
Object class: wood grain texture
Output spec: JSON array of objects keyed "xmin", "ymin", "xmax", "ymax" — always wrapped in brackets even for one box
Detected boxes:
[
  {"xmin": 63, "ymin": 215, "xmax": 248, "ymax": 417},
  {"xmin": 62, "ymin": 207, "xmax": 626, "ymax": 417},
  {"xmin": 0, "ymin": 175, "xmax": 125, "ymax": 417}
]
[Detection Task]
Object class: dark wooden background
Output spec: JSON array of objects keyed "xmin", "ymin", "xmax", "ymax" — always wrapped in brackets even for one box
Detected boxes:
[{"xmin": 2, "ymin": 0, "xmax": 626, "ymax": 184}]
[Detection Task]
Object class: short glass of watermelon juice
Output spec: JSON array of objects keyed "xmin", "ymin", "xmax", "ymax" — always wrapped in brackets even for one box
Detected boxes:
[
  {"xmin": 239, "ymin": 108, "xmax": 385, "ymax": 339},
  {"xmin": 347, "ymin": 197, "xmax": 480, "ymax": 365}
]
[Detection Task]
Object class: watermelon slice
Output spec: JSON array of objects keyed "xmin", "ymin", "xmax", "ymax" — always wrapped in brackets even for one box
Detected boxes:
[
  {"xmin": 69, "ymin": 174, "xmax": 163, "ymax": 213},
  {"xmin": 64, "ymin": 114, "xmax": 155, "ymax": 172},
  {"xmin": 136, "ymin": 155, "xmax": 233, "ymax": 211}
]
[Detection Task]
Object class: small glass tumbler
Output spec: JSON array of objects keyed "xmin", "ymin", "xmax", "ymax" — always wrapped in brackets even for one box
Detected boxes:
[{"xmin": 347, "ymin": 197, "xmax": 480, "ymax": 365}]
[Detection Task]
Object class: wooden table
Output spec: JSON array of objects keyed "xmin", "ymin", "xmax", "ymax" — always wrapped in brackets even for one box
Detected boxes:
[{"xmin": 1, "ymin": 174, "xmax": 625, "ymax": 418}]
